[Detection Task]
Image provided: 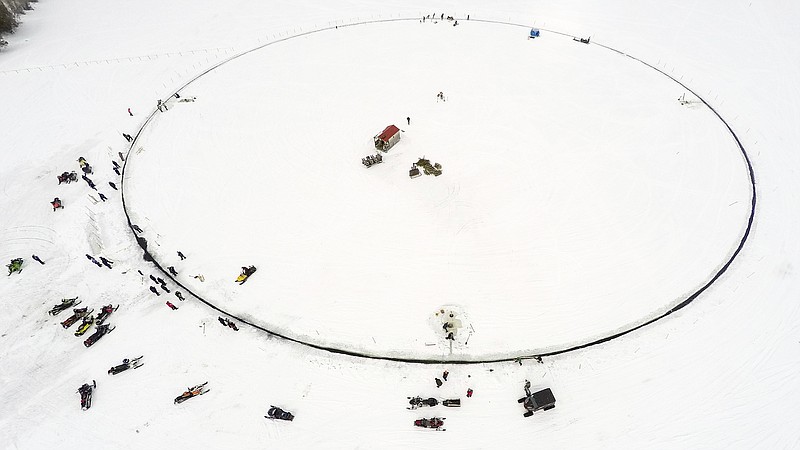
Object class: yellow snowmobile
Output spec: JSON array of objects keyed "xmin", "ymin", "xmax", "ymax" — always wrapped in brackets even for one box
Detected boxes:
[
  {"xmin": 235, "ymin": 266, "xmax": 257, "ymax": 285},
  {"xmin": 74, "ymin": 315, "xmax": 95, "ymax": 337}
]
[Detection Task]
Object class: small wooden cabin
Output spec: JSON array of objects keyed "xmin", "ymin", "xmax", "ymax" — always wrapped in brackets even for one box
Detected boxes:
[{"xmin": 374, "ymin": 125, "xmax": 401, "ymax": 151}]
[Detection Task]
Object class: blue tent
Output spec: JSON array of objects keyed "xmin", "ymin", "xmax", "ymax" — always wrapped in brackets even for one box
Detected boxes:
[{"xmin": 529, "ymin": 28, "xmax": 540, "ymax": 38}]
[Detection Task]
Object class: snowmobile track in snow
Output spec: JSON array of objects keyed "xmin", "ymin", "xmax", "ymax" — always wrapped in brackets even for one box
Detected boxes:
[{"xmin": 119, "ymin": 17, "xmax": 757, "ymax": 365}]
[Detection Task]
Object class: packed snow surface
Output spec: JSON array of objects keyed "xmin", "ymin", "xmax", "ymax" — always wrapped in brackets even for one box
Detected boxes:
[
  {"xmin": 1, "ymin": 0, "xmax": 799, "ymax": 449},
  {"xmin": 127, "ymin": 20, "xmax": 752, "ymax": 358}
]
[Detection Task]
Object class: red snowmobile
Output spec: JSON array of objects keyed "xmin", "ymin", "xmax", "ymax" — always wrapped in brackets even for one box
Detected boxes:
[
  {"xmin": 414, "ymin": 417, "xmax": 445, "ymax": 430},
  {"xmin": 83, "ymin": 323, "xmax": 114, "ymax": 347}
]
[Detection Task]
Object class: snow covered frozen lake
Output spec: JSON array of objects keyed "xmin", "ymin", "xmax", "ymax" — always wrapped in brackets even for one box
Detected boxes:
[{"xmin": 0, "ymin": 1, "xmax": 798, "ymax": 448}]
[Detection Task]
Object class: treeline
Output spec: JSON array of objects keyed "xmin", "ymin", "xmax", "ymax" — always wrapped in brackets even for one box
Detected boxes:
[{"xmin": 1, "ymin": 0, "xmax": 37, "ymax": 47}]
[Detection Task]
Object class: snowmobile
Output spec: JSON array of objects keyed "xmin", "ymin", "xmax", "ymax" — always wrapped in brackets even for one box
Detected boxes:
[
  {"xmin": 235, "ymin": 265, "xmax": 257, "ymax": 285},
  {"xmin": 78, "ymin": 380, "xmax": 96, "ymax": 410},
  {"xmin": 174, "ymin": 382, "xmax": 210, "ymax": 404},
  {"xmin": 60, "ymin": 307, "xmax": 91, "ymax": 329},
  {"xmin": 6, "ymin": 258, "xmax": 23, "ymax": 276},
  {"xmin": 414, "ymin": 417, "xmax": 445, "ymax": 431},
  {"xmin": 74, "ymin": 315, "xmax": 95, "ymax": 337},
  {"xmin": 265, "ymin": 406, "xmax": 294, "ymax": 421},
  {"xmin": 518, "ymin": 380, "xmax": 556, "ymax": 417},
  {"xmin": 95, "ymin": 304, "xmax": 118, "ymax": 325},
  {"xmin": 48, "ymin": 297, "xmax": 80, "ymax": 316},
  {"xmin": 408, "ymin": 396, "xmax": 439, "ymax": 409},
  {"xmin": 408, "ymin": 397, "xmax": 461, "ymax": 409},
  {"xmin": 108, "ymin": 356, "xmax": 144, "ymax": 375},
  {"xmin": 83, "ymin": 323, "xmax": 114, "ymax": 347}
]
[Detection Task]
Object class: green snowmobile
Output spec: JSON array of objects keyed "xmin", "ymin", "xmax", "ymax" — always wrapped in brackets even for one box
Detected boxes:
[{"xmin": 6, "ymin": 258, "xmax": 23, "ymax": 276}]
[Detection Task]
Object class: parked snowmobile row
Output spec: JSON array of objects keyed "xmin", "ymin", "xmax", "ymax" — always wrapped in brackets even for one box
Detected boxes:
[{"xmin": 52, "ymin": 301, "xmax": 118, "ymax": 346}]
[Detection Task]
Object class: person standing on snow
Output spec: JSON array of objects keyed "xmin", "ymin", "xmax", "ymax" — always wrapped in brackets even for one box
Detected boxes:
[
  {"xmin": 127, "ymin": 108, "xmax": 133, "ymax": 116},
  {"xmin": 149, "ymin": 286, "xmax": 160, "ymax": 296},
  {"xmin": 32, "ymin": 255, "xmax": 45, "ymax": 265},
  {"xmin": 177, "ymin": 251, "xmax": 186, "ymax": 260}
]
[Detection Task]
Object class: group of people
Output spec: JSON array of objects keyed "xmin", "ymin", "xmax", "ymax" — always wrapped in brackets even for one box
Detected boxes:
[{"xmin": 52, "ymin": 155, "xmax": 118, "ymax": 212}]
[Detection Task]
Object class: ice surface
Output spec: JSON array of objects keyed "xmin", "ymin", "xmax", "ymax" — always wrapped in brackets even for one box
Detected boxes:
[{"xmin": 1, "ymin": 1, "xmax": 799, "ymax": 449}]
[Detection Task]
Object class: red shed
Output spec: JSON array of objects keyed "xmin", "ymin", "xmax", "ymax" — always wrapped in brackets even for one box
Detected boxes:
[{"xmin": 374, "ymin": 125, "xmax": 401, "ymax": 151}]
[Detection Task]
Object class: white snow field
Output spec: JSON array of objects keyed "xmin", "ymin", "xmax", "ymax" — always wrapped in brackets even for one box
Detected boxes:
[
  {"xmin": 126, "ymin": 19, "xmax": 752, "ymax": 359},
  {"xmin": 0, "ymin": 0, "xmax": 799, "ymax": 449}
]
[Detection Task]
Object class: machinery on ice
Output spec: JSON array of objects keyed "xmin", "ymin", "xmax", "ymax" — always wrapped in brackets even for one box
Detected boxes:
[
  {"xmin": 265, "ymin": 406, "xmax": 295, "ymax": 421},
  {"xmin": 77, "ymin": 380, "xmax": 96, "ymax": 410},
  {"xmin": 108, "ymin": 356, "xmax": 144, "ymax": 375},
  {"xmin": 518, "ymin": 380, "xmax": 556, "ymax": 417},
  {"xmin": 174, "ymin": 382, "xmax": 210, "ymax": 404}
]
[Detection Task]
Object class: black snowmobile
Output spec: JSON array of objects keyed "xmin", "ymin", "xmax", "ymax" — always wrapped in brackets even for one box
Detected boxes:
[
  {"xmin": 414, "ymin": 417, "xmax": 445, "ymax": 430},
  {"xmin": 108, "ymin": 356, "xmax": 144, "ymax": 375},
  {"xmin": 48, "ymin": 297, "xmax": 80, "ymax": 316},
  {"xmin": 265, "ymin": 406, "xmax": 294, "ymax": 421},
  {"xmin": 95, "ymin": 304, "xmax": 118, "ymax": 325},
  {"xmin": 60, "ymin": 307, "xmax": 91, "ymax": 329},
  {"xmin": 174, "ymin": 382, "xmax": 210, "ymax": 404},
  {"xmin": 83, "ymin": 323, "xmax": 114, "ymax": 347},
  {"xmin": 78, "ymin": 380, "xmax": 96, "ymax": 410},
  {"xmin": 408, "ymin": 396, "xmax": 460, "ymax": 409},
  {"xmin": 408, "ymin": 396, "xmax": 439, "ymax": 409}
]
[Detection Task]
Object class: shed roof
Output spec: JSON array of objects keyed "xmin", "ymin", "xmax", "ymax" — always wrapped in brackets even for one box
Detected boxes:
[{"xmin": 376, "ymin": 125, "xmax": 400, "ymax": 141}]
